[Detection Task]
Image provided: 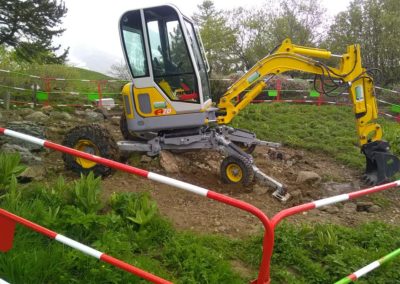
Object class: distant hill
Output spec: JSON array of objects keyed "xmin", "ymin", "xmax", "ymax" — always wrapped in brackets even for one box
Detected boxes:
[{"xmin": 0, "ymin": 64, "xmax": 127, "ymax": 106}]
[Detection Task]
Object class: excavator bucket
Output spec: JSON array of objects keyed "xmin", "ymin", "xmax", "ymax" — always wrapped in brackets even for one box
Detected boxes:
[{"xmin": 362, "ymin": 141, "xmax": 400, "ymax": 185}]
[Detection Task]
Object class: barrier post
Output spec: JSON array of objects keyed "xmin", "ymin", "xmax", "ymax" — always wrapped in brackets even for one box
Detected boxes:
[
  {"xmin": 97, "ymin": 81, "xmax": 103, "ymax": 108},
  {"xmin": 276, "ymin": 79, "xmax": 281, "ymax": 102},
  {"xmin": 0, "ymin": 214, "xmax": 16, "ymax": 252},
  {"xmin": 43, "ymin": 78, "xmax": 52, "ymax": 106},
  {"xmin": 4, "ymin": 92, "xmax": 10, "ymax": 110}
]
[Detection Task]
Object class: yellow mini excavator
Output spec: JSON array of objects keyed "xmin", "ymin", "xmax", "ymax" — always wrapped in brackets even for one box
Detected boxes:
[{"xmin": 62, "ymin": 4, "xmax": 399, "ymax": 201}]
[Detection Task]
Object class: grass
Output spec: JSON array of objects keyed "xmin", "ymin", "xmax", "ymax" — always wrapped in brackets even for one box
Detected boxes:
[{"xmin": 0, "ymin": 64, "xmax": 124, "ymax": 106}]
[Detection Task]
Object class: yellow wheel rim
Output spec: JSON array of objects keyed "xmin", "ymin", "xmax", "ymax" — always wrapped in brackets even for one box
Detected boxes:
[
  {"xmin": 226, "ymin": 163, "xmax": 243, "ymax": 183},
  {"xmin": 74, "ymin": 139, "xmax": 99, "ymax": 169}
]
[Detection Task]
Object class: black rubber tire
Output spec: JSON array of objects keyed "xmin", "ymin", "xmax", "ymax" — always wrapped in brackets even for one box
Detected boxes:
[
  {"xmin": 119, "ymin": 112, "xmax": 146, "ymax": 141},
  {"xmin": 220, "ymin": 156, "xmax": 254, "ymax": 186},
  {"xmin": 62, "ymin": 124, "xmax": 119, "ymax": 177}
]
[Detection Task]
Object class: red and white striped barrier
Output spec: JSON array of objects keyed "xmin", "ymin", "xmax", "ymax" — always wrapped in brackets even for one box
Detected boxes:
[
  {"xmin": 1, "ymin": 127, "xmax": 399, "ymax": 284},
  {"xmin": 0, "ymin": 209, "xmax": 171, "ymax": 284},
  {"xmin": 0, "ymin": 127, "xmax": 274, "ymax": 284},
  {"xmin": 0, "ymin": 279, "xmax": 10, "ymax": 284}
]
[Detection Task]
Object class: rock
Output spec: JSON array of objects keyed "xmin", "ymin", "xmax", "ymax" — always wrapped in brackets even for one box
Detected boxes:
[
  {"xmin": 253, "ymin": 184, "xmax": 268, "ymax": 195},
  {"xmin": 1, "ymin": 143, "xmax": 42, "ymax": 165},
  {"xmin": 110, "ymin": 116, "xmax": 120, "ymax": 126},
  {"xmin": 321, "ymin": 182, "xmax": 360, "ymax": 197},
  {"xmin": 47, "ymin": 126, "xmax": 67, "ymax": 135},
  {"xmin": 356, "ymin": 201, "xmax": 374, "ymax": 212},
  {"xmin": 367, "ymin": 205, "xmax": 382, "ymax": 213},
  {"xmin": 18, "ymin": 165, "xmax": 46, "ymax": 182},
  {"xmin": 18, "ymin": 108, "xmax": 34, "ymax": 117},
  {"xmin": 85, "ymin": 110, "xmax": 105, "ymax": 122},
  {"xmin": 25, "ymin": 111, "xmax": 48, "ymax": 123},
  {"xmin": 321, "ymin": 205, "xmax": 340, "ymax": 214},
  {"xmin": 160, "ymin": 151, "xmax": 180, "ymax": 173},
  {"xmin": 41, "ymin": 105, "xmax": 54, "ymax": 113},
  {"xmin": 140, "ymin": 155, "xmax": 153, "ymax": 163},
  {"xmin": 296, "ymin": 171, "xmax": 321, "ymax": 184},
  {"xmin": 74, "ymin": 110, "xmax": 86, "ymax": 117},
  {"xmin": 1, "ymin": 121, "xmax": 46, "ymax": 151},
  {"xmin": 267, "ymin": 148, "xmax": 285, "ymax": 160},
  {"xmin": 50, "ymin": 111, "xmax": 72, "ymax": 121},
  {"xmin": 290, "ymin": 190, "xmax": 303, "ymax": 199},
  {"xmin": 343, "ymin": 202, "xmax": 357, "ymax": 213}
]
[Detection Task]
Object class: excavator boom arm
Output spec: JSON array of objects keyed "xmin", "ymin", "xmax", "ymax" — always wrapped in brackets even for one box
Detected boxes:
[
  {"xmin": 218, "ymin": 39, "xmax": 379, "ymax": 146},
  {"xmin": 217, "ymin": 38, "xmax": 399, "ymax": 184}
]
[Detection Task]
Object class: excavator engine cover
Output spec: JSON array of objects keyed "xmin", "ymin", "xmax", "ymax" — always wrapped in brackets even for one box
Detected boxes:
[{"xmin": 362, "ymin": 140, "xmax": 400, "ymax": 185}]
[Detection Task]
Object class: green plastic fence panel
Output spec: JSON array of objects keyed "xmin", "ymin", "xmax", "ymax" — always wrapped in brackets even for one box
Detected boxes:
[
  {"xmin": 36, "ymin": 91, "xmax": 48, "ymax": 101},
  {"xmin": 391, "ymin": 104, "xmax": 400, "ymax": 113},
  {"xmin": 268, "ymin": 90, "xmax": 278, "ymax": 97},
  {"xmin": 87, "ymin": 92, "xmax": 99, "ymax": 102},
  {"xmin": 309, "ymin": 90, "xmax": 320, "ymax": 97}
]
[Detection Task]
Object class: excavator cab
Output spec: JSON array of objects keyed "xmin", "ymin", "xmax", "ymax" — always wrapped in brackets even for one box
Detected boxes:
[{"xmin": 119, "ymin": 5, "xmax": 214, "ymax": 132}]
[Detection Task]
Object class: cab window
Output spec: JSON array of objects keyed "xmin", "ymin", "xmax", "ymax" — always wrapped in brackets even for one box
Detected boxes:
[{"xmin": 145, "ymin": 7, "xmax": 199, "ymax": 103}]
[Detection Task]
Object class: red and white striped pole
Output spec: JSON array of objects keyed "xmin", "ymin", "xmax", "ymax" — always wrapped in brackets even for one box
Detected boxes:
[
  {"xmin": 0, "ymin": 209, "xmax": 171, "ymax": 284},
  {"xmin": 271, "ymin": 181, "xmax": 400, "ymax": 227}
]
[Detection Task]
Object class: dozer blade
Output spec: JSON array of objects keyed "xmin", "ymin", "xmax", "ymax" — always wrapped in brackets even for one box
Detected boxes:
[{"xmin": 362, "ymin": 141, "xmax": 400, "ymax": 185}]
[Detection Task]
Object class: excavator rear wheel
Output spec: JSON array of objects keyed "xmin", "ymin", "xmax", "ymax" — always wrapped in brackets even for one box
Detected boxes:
[
  {"xmin": 220, "ymin": 156, "xmax": 254, "ymax": 186},
  {"xmin": 62, "ymin": 124, "xmax": 119, "ymax": 177}
]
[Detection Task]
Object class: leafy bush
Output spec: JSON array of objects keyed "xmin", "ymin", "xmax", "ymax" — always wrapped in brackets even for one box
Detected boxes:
[
  {"xmin": 110, "ymin": 191, "xmax": 157, "ymax": 226},
  {"xmin": 68, "ymin": 172, "xmax": 103, "ymax": 214},
  {"xmin": 0, "ymin": 152, "xmax": 26, "ymax": 188}
]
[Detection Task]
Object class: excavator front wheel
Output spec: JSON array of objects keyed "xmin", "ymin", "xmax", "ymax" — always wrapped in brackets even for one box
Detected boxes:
[
  {"xmin": 62, "ymin": 124, "xmax": 119, "ymax": 177},
  {"xmin": 221, "ymin": 156, "xmax": 254, "ymax": 186}
]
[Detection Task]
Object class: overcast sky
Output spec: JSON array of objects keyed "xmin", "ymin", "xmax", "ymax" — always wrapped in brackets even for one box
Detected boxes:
[{"xmin": 56, "ymin": 0, "xmax": 352, "ymax": 74}]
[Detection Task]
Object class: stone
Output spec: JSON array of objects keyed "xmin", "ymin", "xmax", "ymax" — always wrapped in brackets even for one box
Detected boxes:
[
  {"xmin": 253, "ymin": 184, "xmax": 268, "ymax": 195},
  {"xmin": 296, "ymin": 171, "xmax": 321, "ymax": 184},
  {"xmin": 50, "ymin": 111, "xmax": 72, "ymax": 121},
  {"xmin": 18, "ymin": 165, "xmax": 46, "ymax": 182},
  {"xmin": 140, "ymin": 155, "xmax": 153, "ymax": 163},
  {"xmin": 367, "ymin": 205, "xmax": 382, "ymax": 213},
  {"xmin": 159, "ymin": 151, "xmax": 180, "ymax": 173},
  {"xmin": 1, "ymin": 121, "xmax": 46, "ymax": 151},
  {"xmin": 1, "ymin": 143, "xmax": 42, "ymax": 165},
  {"xmin": 85, "ymin": 110, "xmax": 105, "ymax": 122},
  {"xmin": 25, "ymin": 111, "xmax": 48, "ymax": 123},
  {"xmin": 110, "ymin": 116, "xmax": 121, "ymax": 126},
  {"xmin": 343, "ymin": 202, "xmax": 357, "ymax": 213},
  {"xmin": 321, "ymin": 205, "xmax": 340, "ymax": 214},
  {"xmin": 321, "ymin": 182, "xmax": 360, "ymax": 197},
  {"xmin": 290, "ymin": 190, "xmax": 303, "ymax": 199},
  {"xmin": 18, "ymin": 108, "xmax": 35, "ymax": 117},
  {"xmin": 41, "ymin": 105, "xmax": 54, "ymax": 113},
  {"xmin": 356, "ymin": 201, "xmax": 374, "ymax": 212}
]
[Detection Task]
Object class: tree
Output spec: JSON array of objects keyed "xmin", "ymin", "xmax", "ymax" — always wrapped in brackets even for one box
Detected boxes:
[
  {"xmin": 0, "ymin": 0, "xmax": 68, "ymax": 64},
  {"xmin": 192, "ymin": 0, "xmax": 238, "ymax": 74},
  {"xmin": 108, "ymin": 60, "xmax": 131, "ymax": 80},
  {"xmin": 226, "ymin": 0, "xmax": 326, "ymax": 69},
  {"xmin": 325, "ymin": 0, "xmax": 400, "ymax": 85}
]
